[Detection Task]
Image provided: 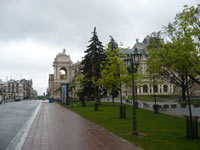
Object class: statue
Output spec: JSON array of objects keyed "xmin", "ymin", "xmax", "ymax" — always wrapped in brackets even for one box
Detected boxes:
[{"xmin": 63, "ymin": 48, "xmax": 66, "ymax": 54}]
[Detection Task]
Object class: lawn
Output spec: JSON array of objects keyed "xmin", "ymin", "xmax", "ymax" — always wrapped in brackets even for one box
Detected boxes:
[
  {"xmin": 125, "ymin": 95, "xmax": 181, "ymax": 102},
  {"xmin": 65, "ymin": 102, "xmax": 200, "ymax": 150},
  {"xmin": 180, "ymin": 100, "xmax": 200, "ymax": 106},
  {"xmin": 137, "ymin": 95, "xmax": 181, "ymax": 102}
]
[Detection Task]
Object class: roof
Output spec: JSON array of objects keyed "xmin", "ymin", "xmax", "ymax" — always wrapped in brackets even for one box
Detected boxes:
[
  {"xmin": 119, "ymin": 48, "xmax": 148, "ymax": 58},
  {"xmin": 54, "ymin": 49, "xmax": 72, "ymax": 64}
]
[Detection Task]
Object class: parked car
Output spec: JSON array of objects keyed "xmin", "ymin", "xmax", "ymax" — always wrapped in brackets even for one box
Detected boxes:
[{"xmin": 15, "ymin": 96, "xmax": 21, "ymax": 102}]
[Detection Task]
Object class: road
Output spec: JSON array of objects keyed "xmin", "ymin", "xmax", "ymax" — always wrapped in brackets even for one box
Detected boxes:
[{"xmin": 0, "ymin": 100, "xmax": 41, "ymax": 150}]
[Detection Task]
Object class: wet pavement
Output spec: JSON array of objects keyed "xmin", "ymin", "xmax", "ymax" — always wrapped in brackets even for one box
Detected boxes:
[
  {"xmin": 0, "ymin": 100, "xmax": 41, "ymax": 150},
  {"xmin": 22, "ymin": 103, "xmax": 140, "ymax": 150}
]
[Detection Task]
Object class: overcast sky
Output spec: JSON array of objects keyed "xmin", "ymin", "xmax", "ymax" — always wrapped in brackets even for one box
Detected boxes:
[{"xmin": 0, "ymin": 0, "xmax": 199, "ymax": 95}]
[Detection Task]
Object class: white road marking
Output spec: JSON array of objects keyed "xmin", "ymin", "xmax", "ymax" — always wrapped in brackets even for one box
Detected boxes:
[{"xmin": 6, "ymin": 101, "xmax": 42, "ymax": 150}]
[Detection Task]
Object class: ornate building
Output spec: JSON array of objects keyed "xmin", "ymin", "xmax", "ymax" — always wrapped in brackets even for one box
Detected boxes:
[
  {"xmin": 120, "ymin": 37, "xmax": 175, "ymax": 96},
  {"xmin": 48, "ymin": 38, "xmax": 200, "ymax": 101},
  {"xmin": 48, "ymin": 49, "xmax": 74, "ymax": 101}
]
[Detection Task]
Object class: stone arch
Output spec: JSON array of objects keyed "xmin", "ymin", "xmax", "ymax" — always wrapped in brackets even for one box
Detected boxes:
[{"xmin": 60, "ymin": 67, "xmax": 67, "ymax": 80}]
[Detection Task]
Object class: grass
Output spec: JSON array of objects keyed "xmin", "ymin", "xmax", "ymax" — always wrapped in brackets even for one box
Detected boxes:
[
  {"xmin": 126, "ymin": 95, "xmax": 181, "ymax": 102},
  {"xmin": 180, "ymin": 100, "xmax": 200, "ymax": 106},
  {"xmin": 64, "ymin": 101, "xmax": 200, "ymax": 150}
]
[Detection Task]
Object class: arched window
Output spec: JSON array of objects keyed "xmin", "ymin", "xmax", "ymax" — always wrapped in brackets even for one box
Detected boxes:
[
  {"xmin": 60, "ymin": 67, "xmax": 67, "ymax": 80},
  {"xmin": 164, "ymin": 85, "xmax": 168, "ymax": 93},
  {"xmin": 153, "ymin": 85, "xmax": 158, "ymax": 93},
  {"xmin": 143, "ymin": 85, "xmax": 148, "ymax": 93}
]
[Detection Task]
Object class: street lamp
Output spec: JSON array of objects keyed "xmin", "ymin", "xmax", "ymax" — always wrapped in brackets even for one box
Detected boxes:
[{"xmin": 124, "ymin": 48, "xmax": 141, "ymax": 135}]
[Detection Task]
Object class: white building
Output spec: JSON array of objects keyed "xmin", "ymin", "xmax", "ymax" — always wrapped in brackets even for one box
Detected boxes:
[
  {"xmin": 121, "ymin": 37, "xmax": 175, "ymax": 96},
  {"xmin": 3, "ymin": 80, "xmax": 24, "ymax": 100}
]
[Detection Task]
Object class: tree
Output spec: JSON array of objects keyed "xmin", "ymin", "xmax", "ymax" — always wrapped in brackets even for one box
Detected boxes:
[
  {"xmin": 146, "ymin": 32, "xmax": 164, "ymax": 113},
  {"xmin": 174, "ymin": 5, "xmax": 200, "ymax": 84},
  {"xmin": 147, "ymin": 5, "xmax": 200, "ymax": 138},
  {"xmin": 97, "ymin": 37, "xmax": 123, "ymax": 104},
  {"xmin": 81, "ymin": 27, "xmax": 105, "ymax": 106},
  {"xmin": 97, "ymin": 37, "xmax": 130, "ymax": 117},
  {"xmin": 146, "ymin": 34, "xmax": 163, "ymax": 113},
  {"xmin": 76, "ymin": 74, "xmax": 88, "ymax": 107}
]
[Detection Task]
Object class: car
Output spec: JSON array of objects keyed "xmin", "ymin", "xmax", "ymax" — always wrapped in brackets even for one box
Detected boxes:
[{"xmin": 15, "ymin": 96, "xmax": 21, "ymax": 102}]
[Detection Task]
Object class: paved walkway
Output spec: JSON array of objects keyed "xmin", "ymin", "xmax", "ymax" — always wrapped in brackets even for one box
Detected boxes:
[{"xmin": 22, "ymin": 103, "xmax": 140, "ymax": 150}]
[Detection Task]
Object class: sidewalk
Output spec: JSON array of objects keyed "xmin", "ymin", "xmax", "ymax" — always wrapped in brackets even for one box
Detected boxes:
[{"xmin": 22, "ymin": 102, "xmax": 140, "ymax": 150}]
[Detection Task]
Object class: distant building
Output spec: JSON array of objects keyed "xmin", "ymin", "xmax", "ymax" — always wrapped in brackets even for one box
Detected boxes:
[
  {"xmin": 20, "ymin": 79, "xmax": 33, "ymax": 99},
  {"xmin": 0, "ymin": 79, "xmax": 4, "ymax": 95},
  {"xmin": 1, "ymin": 78, "xmax": 37, "ymax": 100},
  {"xmin": 3, "ymin": 80, "xmax": 24, "ymax": 100}
]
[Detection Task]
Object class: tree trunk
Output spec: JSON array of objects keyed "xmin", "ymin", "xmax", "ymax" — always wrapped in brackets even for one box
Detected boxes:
[
  {"xmin": 120, "ymin": 81, "xmax": 122, "ymax": 106},
  {"xmin": 112, "ymin": 96, "xmax": 115, "ymax": 105},
  {"xmin": 81, "ymin": 100, "xmax": 86, "ymax": 107},
  {"xmin": 153, "ymin": 86, "xmax": 158, "ymax": 114},
  {"xmin": 186, "ymin": 76, "xmax": 195, "ymax": 139},
  {"xmin": 111, "ymin": 88, "xmax": 115, "ymax": 105},
  {"xmin": 154, "ymin": 87, "xmax": 157, "ymax": 105},
  {"xmin": 182, "ymin": 86, "xmax": 186, "ymax": 101},
  {"xmin": 186, "ymin": 88, "xmax": 193, "ymax": 120}
]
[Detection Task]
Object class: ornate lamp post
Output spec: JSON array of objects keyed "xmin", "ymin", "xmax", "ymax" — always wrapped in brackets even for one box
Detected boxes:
[{"xmin": 124, "ymin": 48, "xmax": 141, "ymax": 135}]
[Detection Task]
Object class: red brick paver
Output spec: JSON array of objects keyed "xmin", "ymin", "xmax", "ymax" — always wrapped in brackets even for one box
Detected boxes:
[{"xmin": 22, "ymin": 103, "xmax": 140, "ymax": 150}]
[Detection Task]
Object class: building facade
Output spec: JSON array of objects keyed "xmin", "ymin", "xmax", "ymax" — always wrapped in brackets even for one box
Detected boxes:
[
  {"xmin": 3, "ymin": 80, "xmax": 24, "ymax": 100},
  {"xmin": 0, "ymin": 79, "xmax": 37, "ymax": 101},
  {"xmin": 48, "ymin": 49, "xmax": 74, "ymax": 101},
  {"xmin": 48, "ymin": 38, "xmax": 200, "ymax": 100},
  {"xmin": 120, "ymin": 37, "xmax": 176, "ymax": 96}
]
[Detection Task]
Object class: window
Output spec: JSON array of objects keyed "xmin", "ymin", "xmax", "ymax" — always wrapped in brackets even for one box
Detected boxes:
[
  {"xmin": 164, "ymin": 85, "xmax": 168, "ymax": 93},
  {"xmin": 153, "ymin": 85, "xmax": 158, "ymax": 93},
  {"xmin": 143, "ymin": 85, "xmax": 148, "ymax": 93}
]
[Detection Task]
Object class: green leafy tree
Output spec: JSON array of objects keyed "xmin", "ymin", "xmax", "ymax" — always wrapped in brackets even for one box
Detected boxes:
[
  {"xmin": 81, "ymin": 27, "xmax": 105, "ymax": 104},
  {"xmin": 76, "ymin": 74, "xmax": 88, "ymax": 107},
  {"xmin": 97, "ymin": 37, "xmax": 130, "ymax": 106},
  {"xmin": 147, "ymin": 5, "xmax": 200, "ymax": 138},
  {"xmin": 146, "ymin": 32, "xmax": 163, "ymax": 109}
]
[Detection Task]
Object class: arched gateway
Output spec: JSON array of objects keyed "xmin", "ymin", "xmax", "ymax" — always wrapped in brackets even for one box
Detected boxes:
[{"xmin": 52, "ymin": 49, "xmax": 73, "ymax": 103}]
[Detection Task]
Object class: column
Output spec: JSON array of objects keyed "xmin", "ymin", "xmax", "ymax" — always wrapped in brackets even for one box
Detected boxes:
[{"xmin": 148, "ymin": 85, "xmax": 150, "ymax": 94}]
